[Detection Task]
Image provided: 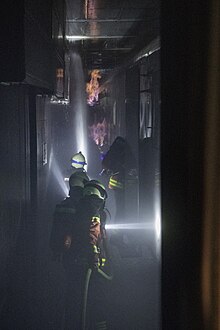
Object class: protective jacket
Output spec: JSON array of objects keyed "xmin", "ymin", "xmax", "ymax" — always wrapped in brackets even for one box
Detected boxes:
[
  {"xmin": 108, "ymin": 172, "xmax": 124, "ymax": 190},
  {"xmin": 62, "ymin": 195, "xmax": 107, "ymax": 269},
  {"xmin": 101, "ymin": 136, "xmax": 137, "ymax": 183}
]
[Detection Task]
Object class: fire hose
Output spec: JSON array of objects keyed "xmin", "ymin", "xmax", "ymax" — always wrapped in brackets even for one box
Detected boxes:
[{"xmin": 81, "ymin": 267, "xmax": 113, "ymax": 330}]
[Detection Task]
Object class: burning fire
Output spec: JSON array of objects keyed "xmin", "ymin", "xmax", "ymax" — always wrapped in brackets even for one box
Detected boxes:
[
  {"xmin": 89, "ymin": 118, "xmax": 107, "ymax": 146},
  {"xmin": 86, "ymin": 69, "xmax": 101, "ymax": 106}
]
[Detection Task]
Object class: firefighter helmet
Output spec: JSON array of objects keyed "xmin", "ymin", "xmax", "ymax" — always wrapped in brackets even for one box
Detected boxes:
[
  {"xmin": 69, "ymin": 171, "xmax": 89, "ymax": 188},
  {"xmin": 69, "ymin": 176, "xmax": 84, "ymax": 188},
  {"xmin": 71, "ymin": 151, "xmax": 87, "ymax": 169},
  {"xmin": 84, "ymin": 180, "xmax": 107, "ymax": 200}
]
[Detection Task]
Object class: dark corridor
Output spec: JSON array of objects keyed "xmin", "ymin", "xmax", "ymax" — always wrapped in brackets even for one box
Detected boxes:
[{"xmin": 0, "ymin": 1, "xmax": 220, "ymax": 330}]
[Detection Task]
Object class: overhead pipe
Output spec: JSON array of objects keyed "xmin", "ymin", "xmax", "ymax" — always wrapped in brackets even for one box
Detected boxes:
[
  {"xmin": 133, "ymin": 36, "xmax": 160, "ymax": 63},
  {"xmin": 66, "ymin": 35, "xmax": 136, "ymax": 40},
  {"xmin": 99, "ymin": 36, "xmax": 160, "ymax": 90},
  {"xmin": 67, "ymin": 18, "xmax": 146, "ymax": 23}
]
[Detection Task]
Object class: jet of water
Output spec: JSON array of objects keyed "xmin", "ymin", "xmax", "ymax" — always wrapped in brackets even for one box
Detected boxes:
[{"xmin": 69, "ymin": 52, "xmax": 88, "ymax": 167}]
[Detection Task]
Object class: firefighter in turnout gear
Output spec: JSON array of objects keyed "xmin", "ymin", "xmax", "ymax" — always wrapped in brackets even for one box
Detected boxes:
[
  {"xmin": 56, "ymin": 179, "xmax": 110, "ymax": 330},
  {"xmin": 50, "ymin": 173, "xmax": 86, "ymax": 261},
  {"xmin": 101, "ymin": 136, "xmax": 137, "ymax": 222},
  {"xmin": 68, "ymin": 151, "xmax": 89, "ymax": 193}
]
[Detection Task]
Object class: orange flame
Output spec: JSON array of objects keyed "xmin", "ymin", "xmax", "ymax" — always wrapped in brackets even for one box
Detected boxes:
[{"xmin": 86, "ymin": 69, "xmax": 101, "ymax": 106}]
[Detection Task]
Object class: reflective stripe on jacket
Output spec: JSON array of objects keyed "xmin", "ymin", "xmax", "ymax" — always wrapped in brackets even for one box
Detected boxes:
[{"xmin": 108, "ymin": 175, "xmax": 124, "ymax": 190}]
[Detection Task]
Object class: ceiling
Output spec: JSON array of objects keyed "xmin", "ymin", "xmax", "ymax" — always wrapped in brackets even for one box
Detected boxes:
[{"xmin": 65, "ymin": 0, "xmax": 160, "ymax": 73}]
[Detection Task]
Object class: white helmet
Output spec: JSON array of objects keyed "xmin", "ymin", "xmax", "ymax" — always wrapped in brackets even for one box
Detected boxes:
[{"xmin": 71, "ymin": 151, "xmax": 87, "ymax": 169}]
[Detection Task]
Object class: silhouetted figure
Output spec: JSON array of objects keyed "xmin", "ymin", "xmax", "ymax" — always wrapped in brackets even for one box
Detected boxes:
[
  {"xmin": 50, "ymin": 180, "xmax": 110, "ymax": 329},
  {"xmin": 101, "ymin": 136, "xmax": 137, "ymax": 222}
]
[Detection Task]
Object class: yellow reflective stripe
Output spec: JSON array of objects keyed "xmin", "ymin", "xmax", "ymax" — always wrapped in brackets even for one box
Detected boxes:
[
  {"xmin": 109, "ymin": 178, "xmax": 123, "ymax": 189},
  {"xmin": 91, "ymin": 216, "xmax": 100, "ymax": 224},
  {"xmin": 109, "ymin": 178, "xmax": 118, "ymax": 184},
  {"xmin": 93, "ymin": 245, "xmax": 99, "ymax": 253},
  {"xmin": 109, "ymin": 178, "xmax": 123, "ymax": 185},
  {"xmin": 98, "ymin": 258, "xmax": 106, "ymax": 267}
]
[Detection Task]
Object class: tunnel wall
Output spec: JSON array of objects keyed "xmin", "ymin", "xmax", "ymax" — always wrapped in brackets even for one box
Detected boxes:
[
  {"xmin": 0, "ymin": 85, "xmax": 68, "ymax": 328},
  {"xmin": 0, "ymin": 0, "xmax": 66, "ymax": 324},
  {"xmin": 138, "ymin": 51, "xmax": 161, "ymax": 222},
  {"xmin": 99, "ymin": 72, "xmax": 126, "ymax": 143},
  {"xmin": 102, "ymin": 49, "xmax": 160, "ymax": 223},
  {"xmin": 0, "ymin": 0, "xmax": 66, "ymax": 90},
  {"xmin": 161, "ymin": 0, "xmax": 220, "ymax": 327},
  {"xmin": 0, "ymin": 85, "xmax": 31, "ymax": 315},
  {"xmin": 124, "ymin": 66, "xmax": 140, "ymax": 220}
]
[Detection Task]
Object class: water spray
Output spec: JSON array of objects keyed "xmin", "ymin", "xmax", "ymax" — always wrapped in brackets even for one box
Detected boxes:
[
  {"xmin": 49, "ymin": 150, "xmax": 69, "ymax": 197},
  {"xmin": 69, "ymin": 52, "xmax": 88, "ymax": 168}
]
